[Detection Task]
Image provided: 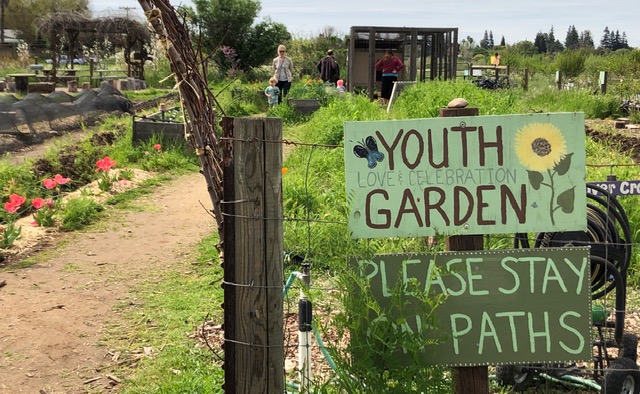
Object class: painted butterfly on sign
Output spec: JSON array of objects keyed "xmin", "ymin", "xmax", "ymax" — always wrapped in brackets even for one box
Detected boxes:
[{"xmin": 353, "ymin": 136, "xmax": 384, "ymax": 169}]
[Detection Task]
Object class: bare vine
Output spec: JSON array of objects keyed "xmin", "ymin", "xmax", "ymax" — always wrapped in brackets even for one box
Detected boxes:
[{"xmin": 136, "ymin": 0, "xmax": 225, "ymax": 253}]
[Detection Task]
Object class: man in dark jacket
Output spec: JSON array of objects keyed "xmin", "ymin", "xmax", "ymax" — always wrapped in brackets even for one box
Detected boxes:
[{"xmin": 316, "ymin": 50, "xmax": 340, "ymax": 84}]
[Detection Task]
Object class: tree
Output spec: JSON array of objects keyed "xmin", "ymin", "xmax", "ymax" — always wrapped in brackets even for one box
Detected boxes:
[
  {"xmin": 500, "ymin": 36, "xmax": 505, "ymax": 46},
  {"xmin": 511, "ymin": 40, "xmax": 538, "ymax": 56},
  {"xmin": 488, "ymin": 30, "xmax": 494, "ymax": 48},
  {"xmin": 239, "ymin": 17, "xmax": 289, "ymax": 71},
  {"xmin": 194, "ymin": 0, "xmax": 260, "ymax": 51},
  {"xmin": 565, "ymin": 25, "xmax": 579, "ymax": 50},
  {"xmin": 534, "ymin": 32, "xmax": 546, "ymax": 53},
  {"xmin": 480, "ymin": 30, "xmax": 490, "ymax": 49},
  {"xmin": 579, "ymin": 30, "xmax": 594, "ymax": 50},
  {"xmin": 600, "ymin": 26, "xmax": 611, "ymax": 50},
  {"xmin": 546, "ymin": 26, "xmax": 564, "ymax": 53},
  {"xmin": 193, "ymin": 0, "xmax": 289, "ymax": 71},
  {"xmin": 459, "ymin": 36, "xmax": 476, "ymax": 62}
]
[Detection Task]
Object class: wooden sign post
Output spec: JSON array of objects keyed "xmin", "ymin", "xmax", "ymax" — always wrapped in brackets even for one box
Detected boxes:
[{"xmin": 440, "ymin": 105, "xmax": 488, "ymax": 393}]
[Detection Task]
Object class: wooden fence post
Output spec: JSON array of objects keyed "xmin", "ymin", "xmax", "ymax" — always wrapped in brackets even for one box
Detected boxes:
[
  {"xmin": 439, "ymin": 105, "xmax": 488, "ymax": 394},
  {"xmin": 221, "ymin": 117, "xmax": 284, "ymax": 394},
  {"xmin": 599, "ymin": 71, "xmax": 608, "ymax": 94}
]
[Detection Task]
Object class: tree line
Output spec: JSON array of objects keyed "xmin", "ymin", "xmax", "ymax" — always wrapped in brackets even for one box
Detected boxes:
[{"xmin": 478, "ymin": 25, "xmax": 631, "ymax": 54}]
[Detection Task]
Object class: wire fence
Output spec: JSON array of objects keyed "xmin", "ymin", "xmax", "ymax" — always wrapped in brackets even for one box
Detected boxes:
[{"xmin": 216, "ymin": 132, "xmax": 640, "ymax": 393}]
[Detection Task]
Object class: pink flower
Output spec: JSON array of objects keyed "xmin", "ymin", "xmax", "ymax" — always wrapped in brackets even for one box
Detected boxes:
[
  {"xmin": 4, "ymin": 202, "xmax": 18, "ymax": 213},
  {"xmin": 153, "ymin": 144, "xmax": 162, "ymax": 151},
  {"xmin": 96, "ymin": 156, "xmax": 117, "ymax": 172},
  {"xmin": 53, "ymin": 174, "xmax": 71, "ymax": 185},
  {"xmin": 44, "ymin": 178, "xmax": 57, "ymax": 189},
  {"xmin": 4, "ymin": 194, "xmax": 26, "ymax": 213},
  {"xmin": 32, "ymin": 197, "xmax": 45, "ymax": 209},
  {"xmin": 9, "ymin": 194, "xmax": 25, "ymax": 206}
]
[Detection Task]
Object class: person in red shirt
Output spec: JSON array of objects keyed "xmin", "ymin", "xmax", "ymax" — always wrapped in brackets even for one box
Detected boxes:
[{"xmin": 375, "ymin": 49, "xmax": 405, "ymax": 101}]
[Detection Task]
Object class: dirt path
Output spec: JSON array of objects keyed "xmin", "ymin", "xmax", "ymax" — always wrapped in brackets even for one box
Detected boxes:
[{"xmin": 0, "ymin": 171, "xmax": 214, "ymax": 393}]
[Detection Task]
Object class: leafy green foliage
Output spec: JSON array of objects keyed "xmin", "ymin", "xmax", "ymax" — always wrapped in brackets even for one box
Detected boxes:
[
  {"xmin": 554, "ymin": 50, "xmax": 587, "ymax": 79},
  {"xmin": 59, "ymin": 197, "xmax": 104, "ymax": 231},
  {"xmin": 266, "ymin": 100, "xmax": 309, "ymax": 125},
  {"xmin": 287, "ymin": 32, "xmax": 347, "ymax": 80},
  {"xmin": 300, "ymin": 94, "xmax": 388, "ymax": 145},
  {"xmin": 193, "ymin": 0, "xmax": 289, "ymax": 72}
]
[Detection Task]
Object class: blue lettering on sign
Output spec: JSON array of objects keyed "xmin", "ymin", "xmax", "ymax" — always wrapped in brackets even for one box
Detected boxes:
[{"xmin": 588, "ymin": 181, "xmax": 640, "ymax": 196}]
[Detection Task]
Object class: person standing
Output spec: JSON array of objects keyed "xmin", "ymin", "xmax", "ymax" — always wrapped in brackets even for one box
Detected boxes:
[
  {"xmin": 375, "ymin": 49, "xmax": 404, "ymax": 101},
  {"xmin": 272, "ymin": 44, "xmax": 293, "ymax": 104},
  {"xmin": 316, "ymin": 49, "xmax": 340, "ymax": 84},
  {"xmin": 264, "ymin": 77, "xmax": 280, "ymax": 108}
]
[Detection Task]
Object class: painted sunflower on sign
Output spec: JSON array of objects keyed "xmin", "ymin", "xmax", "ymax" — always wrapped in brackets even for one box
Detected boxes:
[
  {"xmin": 514, "ymin": 123, "xmax": 567, "ymax": 171},
  {"xmin": 514, "ymin": 122, "xmax": 575, "ymax": 226}
]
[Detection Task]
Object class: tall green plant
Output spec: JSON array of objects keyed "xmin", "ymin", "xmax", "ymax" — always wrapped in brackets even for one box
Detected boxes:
[{"xmin": 554, "ymin": 50, "xmax": 587, "ymax": 79}]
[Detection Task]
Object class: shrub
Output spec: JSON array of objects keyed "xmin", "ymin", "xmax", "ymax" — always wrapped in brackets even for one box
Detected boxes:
[
  {"xmin": 554, "ymin": 50, "xmax": 587, "ymax": 80},
  {"xmin": 59, "ymin": 197, "xmax": 104, "ymax": 231}
]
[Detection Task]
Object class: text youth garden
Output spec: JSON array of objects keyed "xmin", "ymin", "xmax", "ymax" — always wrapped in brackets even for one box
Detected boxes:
[
  {"xmin": 345, "ymin": 113, "xmax": 587, "ymax": 238},
  {"xmin": 352, "ymin": 248, "xmax": 592, "ymax": 366}
]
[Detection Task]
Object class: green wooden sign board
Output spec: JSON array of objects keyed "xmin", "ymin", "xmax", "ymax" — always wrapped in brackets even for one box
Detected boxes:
[
  {"xmin": 351, "ymin": 247, "xmax": 592, "ymax": 367},
  {"xmin": 344, "ymin": 113, "xmax": 587, "ymax": 238}
]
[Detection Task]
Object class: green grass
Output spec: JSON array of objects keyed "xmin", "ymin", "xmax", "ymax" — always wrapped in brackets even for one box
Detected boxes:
[{"xmin": 108, "ymin": 233, "xmax": 225, "ymax": 393}]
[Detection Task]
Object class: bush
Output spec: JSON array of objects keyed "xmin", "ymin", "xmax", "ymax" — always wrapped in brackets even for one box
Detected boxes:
[
  {"xmin": 59, "ymin": 197, "xmax": 104, "ymax": 231},
  {"xmin": 554, "ymin": 50, "xmax": 587, "ymax": 80}
]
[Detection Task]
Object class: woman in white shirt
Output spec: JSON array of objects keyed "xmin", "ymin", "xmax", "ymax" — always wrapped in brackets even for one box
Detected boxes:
[{"xmin": 272, "ymin": 44, "xmax": 293, "ymax": 104}]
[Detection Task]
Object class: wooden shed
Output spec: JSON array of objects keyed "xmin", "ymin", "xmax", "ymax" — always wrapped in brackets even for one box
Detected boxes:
[{"xmin": 347, "ymin": 26, "xmax": 459, "ymax": 99}]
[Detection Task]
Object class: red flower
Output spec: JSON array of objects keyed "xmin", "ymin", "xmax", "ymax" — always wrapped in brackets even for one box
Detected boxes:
[
  {"xmin": 4, "ymin": 202, "xmax": 17, "ymax": 213},
  {"xmin": 4, "ymin": 194, "xmax": 25, "ymax": 214},
  {"xmin": 96, "ymin": 156, "xmax": 117, "ymax": 172},
  {"xmin": 32, "ymin": 197, "xmax": 45, "ymax": 209},
  {"xmin": 9, "ymin": 194, "xmax": 26, "ymax": 206},
  {"xmin": 44, "ymin": 178, "xmax": 57, "ymax": 189},
  {"xmin": 153, "ymin": 144, "xmax": 162, "ymax": 151},
  {"xmin": 53, "ymin": 174, "xmax": 71, "ymax": 185}
]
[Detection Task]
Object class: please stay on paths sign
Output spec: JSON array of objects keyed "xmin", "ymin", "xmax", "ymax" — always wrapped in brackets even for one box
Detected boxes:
[
  {"xmin": 344, "ymin": 113, "xmax": 587, "ymax": 238},
  {"xmin": 351, "ymin": 247, "xmax": 592, "ymax": 367}
]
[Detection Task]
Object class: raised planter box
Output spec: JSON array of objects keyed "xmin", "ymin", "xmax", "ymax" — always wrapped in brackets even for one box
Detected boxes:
[
  {"xmin": 132, "ymin": 106, "xmax": 188, "ymax": 147},
  {"xmin": 288, "ymin": 98, "xmax": 322, "ymax": 115}
]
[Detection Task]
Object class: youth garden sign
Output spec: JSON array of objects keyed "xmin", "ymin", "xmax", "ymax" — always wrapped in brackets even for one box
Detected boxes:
[
  {"xmin": 352, "ymin": 248, "xmax": 592, "ymax": 366},
  {"xmin": 345, "ymin": 113, "xmax": 587, "ymax": 238}
]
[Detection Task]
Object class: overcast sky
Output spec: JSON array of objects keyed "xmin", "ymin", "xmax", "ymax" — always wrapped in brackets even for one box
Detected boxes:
[{"xmin": 90, "ymin": 0, "xmax": 640, "ymax": 47}]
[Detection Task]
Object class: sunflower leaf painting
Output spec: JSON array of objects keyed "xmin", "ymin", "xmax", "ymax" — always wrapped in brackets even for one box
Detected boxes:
[{"xmin": 514, "ymin": 123, "xmax": 575, "ymax": 225}]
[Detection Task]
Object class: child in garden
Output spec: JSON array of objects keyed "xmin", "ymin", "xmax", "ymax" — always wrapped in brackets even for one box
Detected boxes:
[
  {"xmin": 336, "ymin": 79, "xmax": 345, "ymax": 93},
  {"xmin": 265, "ymin": 77, "xmax": 280, "ymax": 107}
]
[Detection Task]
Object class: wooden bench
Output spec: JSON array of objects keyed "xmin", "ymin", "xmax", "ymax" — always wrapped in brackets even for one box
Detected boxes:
[
  {"xmin": 27, "ymin": 82, "xmax": 56, "ymax": 93},
  {"xmin": 90, "ymin": 76, "xmax": 123, "ymax": 81}
]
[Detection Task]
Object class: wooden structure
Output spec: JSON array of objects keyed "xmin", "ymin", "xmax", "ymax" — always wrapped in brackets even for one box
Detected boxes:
[
  {"xmin": 221, "ymin": 117, "xmax": 284, "ymax": 393},
  {"xmin": 347, "ymin": 26, "xmax": 459, "ymax": 100},
  {"xmin": 36, "ymin": 13, "xmax": 151, "ymax": 82},
  {"xmin": 6, "ymin": 73, "xmax": 36, "ymax": 94}
]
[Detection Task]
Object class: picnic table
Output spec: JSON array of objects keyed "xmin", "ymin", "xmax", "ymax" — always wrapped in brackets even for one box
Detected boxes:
[
  {"xmin": 91, "ymin": 69, "xmax": 128, "ymax": 87},
  {"xmin": 95, "ymin": 69, "xmax": 127, "ymax": 78},
  {"xmin": 6, "ymin": 73, "xmax": 36, "ymax": 94}
]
